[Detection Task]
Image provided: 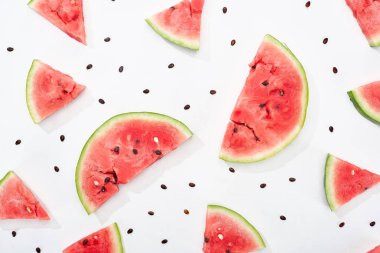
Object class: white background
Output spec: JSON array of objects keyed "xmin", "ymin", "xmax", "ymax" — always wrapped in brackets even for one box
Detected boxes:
[{"xmin": 1, "ymin": 0, "xmax": 380, "ymax": 252}]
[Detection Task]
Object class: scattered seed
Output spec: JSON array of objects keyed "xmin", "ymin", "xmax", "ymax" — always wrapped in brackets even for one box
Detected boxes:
[
  {"xmin": 262, "ymin": 80, "xmax": 269, "ymax": 86},
  {"xmin": 133, "ymin": 149, "xmax": 138, "ymax": 155},
  {"xmin": 231, "ymin": 39, "xmax": 236, "ymax": 46},
  {"xmin": 280, "ymin": 215, "xmax": 287, "ymax": 221},
  {"xmin": 54, "ymin": 166, "xmax": 60, "ymax": 172},
  {"xmin": 184, "ymin": 209, "xmax": 190, "ymax": 215},
  {"xmin": 82, "ymin": 239, "xmax": 88, "ymax": 245},
  {"xmin": 7, "ymin": 47, "xmax": 14, "ymax": 52},
  {"xmin": 98, "ymin": 98, "xmax": 105, "ymax": 104},
  {"xmin": 170, "ymin": 6, "xmax": 175, "ymax": 10},
  {"xmin": 305, "ymin": 1, "xmax": 311, "ymax": 7},
  {"xmin": 119, "ymin": 66, "xmax": 124, "ymax": 73},
  {"xmin": 280, "ymin": 90, "xmax": 285, "ymax": 96},
  {"xmin": 114, "ymin": 146, "xmax": 120, "ymax": 153},
  {"xmin": 260, "ymin": 183, "xmax": 266, "ymax": 188},
  {"xmin": 370, "ymin": 221, "xmax": 376, "ymax": 227},
  {"xmin": 329, "ymin": 126, "xmax": 334, "ymax": 132},
  {"xmin": 60, "ymin": 135, "xmax": 65, "ymax": 142},
  {"xmin": 36, "ymin": 248, "xmax": 41, "ymax": 253},
  {"xmin": 101, "ymin": 186, "xmax": 106, "ymax": 192},
  {"xmin": 155, "ymin": 150, "xmax": 162, "ymax": 155},
  {"xmin": 161, "ymin": 239, "xmax": 168, "ymax": 244},
  {"xmin": 259, "ymin": 103, "xmax": 266, "ymax": 108},
  {"xmin": 222, "ymin": 7, "xmax": 227, "ymax": 13},
  {"xmin": 104, "ymin": 177, "xmax": 110, "ymax": 183},
  {"xmin": 323, "ymin": 38, "xmax": 328, "ymax": 44},
  {"xmin": 143, "ymin": 89, "xmax": 150, "ymax": 94},
  {"xmin": 229, "ymin": 167, "xmax": 235, "ymax": 173},
  {"xmin": 148, "ymin": 211, "xmax": 154, "ymax": 216},
  {"xmin": 12, "ymin": 231, "xmax": 16, "ymax": 237},
  {"xmin": 86, "ymin": 64, "xmax": 93, "ymax": 70},
  {"xmin": 104, "ymin": 37, "xmax": 111, "ymax": 42},
  {"xmin": 189, "ymin": 182, "xmax": 196, "ymax": 187},
  {"xmin": 153, "ymin": 137, "xmax": 159, "ymax": 143},
  {"xmin": 15, "ymin": 139, "xmax": 21, "ymax": 145},
  {"xmin": 161, "ymin": 184, "xmax": 167, "ymax": 190},
  {"xmin": 168, "ymin": 63, "xmax": 175, "ymax": 69},
  {"xmin": 233, "ymin": 127, "xmax": 238, "ymax": 133},
  {"xmin": 289, "ymin": 177, "xmax": 296, "ymax": 182},
  {"xmin": 339, "ymin": 222, "xmax": 345, "ymax": 228},
  {"xmin": 184, "ymin": 104, "xmax": 190, "ymax": 110},
  {"xmin": 94, "ymin": 181, "xmax": 99, "ymax": 186},
  {"xmin": 127, "ymin": 228, "xmax": 133, "ymax": 234},
  {"xmin": 332, "ymin": 67, "xmax": 338, "ymax": 74},
  {"xmin": 204, "ymin": 237, "xmax": 209, "ymax": 243},
  {"xmin": 210, "ymin": 90, "xmax": 217, "ymax": 95}
]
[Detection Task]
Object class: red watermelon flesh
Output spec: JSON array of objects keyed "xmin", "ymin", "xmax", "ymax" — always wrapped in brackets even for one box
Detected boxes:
[
  {"xmin": 63, "ymin": 223, "xmax": 124, "ymax": 253},
  {"xmin": 146, "ymin": 0, "xmax": 204, "ymax": 50},
  {"xmin": 368, "ymin": 245, "xmax": 380, "ymax": 253},
  {"xmin": 203, "ymin": 205, "xmax": 265, "ymax": 253},
  {"xmin": 28, "ymin": 0, "xmax": 86, "ymax": 44},
  {"xmin": 220, "ymin": 34, "xmax": 308, "ymax": 163},
  {"xmin": 345, "ymin": 0, "xmax": 380, "ymax": 47},
  {"xmin": 324, "ymin": 154, "xmax": 380, "ymax": 211},
  {"xmin": 0, "ymin": 171, "xmax": 49, "ymax": 220},
  {"xmin": 26, "ymin": 59, "xmax": 86, "ymax": 123},
  {"xmin": 76, "ymin": 112, "xmax": 192, "ymax": 214}
]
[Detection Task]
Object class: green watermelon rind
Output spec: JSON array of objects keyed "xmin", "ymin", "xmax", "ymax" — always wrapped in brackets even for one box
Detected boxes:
[
  {"xmin": 348, "ymin": 90, "xmax": 380, "ymax": 125},
  {"xmin": 76, "ymin": 112, "xmax": 193, "ymax": 214},
  {"xmin": 207, "ymin": 205, "xmax": 266, "ymax": 249},
  {"xmin": 110, "ymin": 223, "xmax": 124, "ymax": 253},
  {"xmin": 219, "ymin": 34, "xmax": 309, "ymax": 163},
  {"xmin": 324, "ymin": 154, "xmax": 338, "ymax": 211},
  {"xmin": 145, "ymin": 18, "xmax": 200, "ymax": 51},
  {"xmin": 26, "ymin": 59, "xmax": 43, "ymax": 124},
  {"xmin": 0, "ymin": 171, "xmax": 15, "ymax": 188}
]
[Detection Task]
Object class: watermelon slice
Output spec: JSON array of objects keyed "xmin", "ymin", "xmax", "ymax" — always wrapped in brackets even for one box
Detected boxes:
[
  {"xmin": 203, "ymin": 205, "xmax": 266, "ymax": 253},
  {"xmin": 368, "ymin": 245, "xmax": 380, "ymax": 253},
  {"xmin": 63, "ymin": 223, "xmax": 124, "ymax": 253},
  {"xmin": 0, "ymin": 171, "xmax": 49, "ymax": 220},
  {"xmin": 145, "ymin": 0, "xmax": 204, "ymax": 50},
  {"xmin": 28, "ymin": 0, "xmax": 86, "ymax": 44},
  {"xmin": 348, "ymin": 81, "xmax": 380, "ymax": 125},
  {"xmin": 345, "ymin": 0, "xmax": 380, "ymax": 47},
  {"xmin": 324, "ymin": 154, "xmax": 380, "ymax": 211},
  {"xmin": 220, "ymin": 34, "xmax": 308, "ymax": 163},
  {"xmin": 76, "ymin": 112, "xmax": 192, "ymax": 213},
  {"xmin": 26, "ymin": 59, "xmax": 86, "ymax": 124}
]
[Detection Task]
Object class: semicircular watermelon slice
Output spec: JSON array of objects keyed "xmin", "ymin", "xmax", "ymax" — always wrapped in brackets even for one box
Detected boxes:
[
  {"xmin": 324, "ymin": 154, "xmax": 380, "ymax": 211},
  {"xmin": 76, "ymin": 112, "xmax": 193, "ymax": 214},
  {"xmin": 348, "ymin": 81, "xmax": 380, "ymax": 125},
  {"xmin": 28, "ymin": 0, "xmax": 86, "ymax": 44},
  {"xmin": 146, "ymin": 0, "xmax": 204, "ymax": 50},
  {"xmin": 26, "ymin": 59, "xmax": 86, "ymax": 124},
  {"xmin": 63, "ymin": 223, "xmax": 124, "ymax": 253},
  {"xmin": 220, "ymin": 34, "xmax": 308, "ymax": 163},
  {"xmin": 203, "ymin": 205, "xmax": 266, "ymax": 253},
  {"xmin": 0, "ymin": 171, "xmax": 49, "ymax": 220}
]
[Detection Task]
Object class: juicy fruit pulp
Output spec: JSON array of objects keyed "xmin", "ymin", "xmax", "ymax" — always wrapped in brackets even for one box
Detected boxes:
[
  {"xmin": 324, "ymin": 154, "xmax": 380, "ymax": 211},
  {"xmin": 28, "ymin": 0, "xmax": 86, "ymax": 44},
  {"xmin": 63, "ymin": 223, "xmax": 124, "ymax": 253},
  {"xmin": 0, "ymin": 171, "xmax": 49, "ymax": 220},
  {"xmin": 220, "ymin": 34, "xmax": 308, "ymax": 163},
  {"xmin": 368, "ymin": 245, "xmax": 380, "ymax": 253},
  {"xmin": 146, "ymin": 0, "xmax": 204, "ymax": 50},
  {"xmin": 348, "ymin": 81, "xmax": 380, "ymax": 125},
  {"xmin": 203, "ymin": 205, "xmax": 265, "ymax": 253},
  {"xmin": 345, "ymin": 0, "xmax": 380, "ymax": 47},
  {"xmin": 26, "ymin": 59, "xmax": 86, "ymax": 123},
  {"xmin": 76, "ymin": 112, "xmax": 192, "ymax": 213}
]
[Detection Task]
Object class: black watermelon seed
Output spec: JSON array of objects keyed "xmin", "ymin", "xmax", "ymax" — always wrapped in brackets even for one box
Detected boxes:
[
  {"xmin": 260, "ymin": 183, "xmax": 266, "ymax": 188},
  {"xmin": 135, "ymin": 139, "xmax": 140, "ymax": 144},
  {"xmin": 370, "ymin": 221, "xmax": 376, "ymax": 227},
  {"xmin": 184, "ymin": 209, "xmax": 190, "ymax": 215},
  {"xmin": 189, "ymin": 182, "xmax": 196, "ymax": 187},
  {"xmin": 104, "ymin": 177, "xmax": 110, "ymax": 183},
  {"xmin": 127, "ymin": 228, "xmax": 133, "ymax": 234},
  {"xmin": 86, "ymin": 64, "xmax": 93, "ymax": 70},
  {"xmin": 262, "ymin": 80, "xmax": 269, "ymax": 86},
  {"xmin": 280, "ymin": 90, "xmax": 285, "ymax": 96},
  {"xmin": 148, "ymin": 211, "xmax": 154, "ymax": 216},
  {"xmin": 15, "ymin": 139, "xmax": 21, "ymax": 145},
  {"xmin": 161, "ymin": 184, "xmax": 167, "ymax": 190},
  {"xmin": 119, "ymin": 66, "xmax": 124, "ymax": 73},
  {"xmin": 170, "ymin": 6, "xmax": 175, "ymax": 10},
  {"xmin": 251, "ymin": 65, "xmax": 256, "ymax": 70},
  {"xmin": 101, "ymin": 186, "xmax": 106, "ymax": 192},
  {"xmin": 233, "ymin": 127, "xmax": 238, "ymax": 133},
  {"xmin": 114, "ymin": 146, "xmax": 120, "ymax": 153},
  {"xmin": 54, "ymin": 166, "xmax": 60, "ymax": 172},
  {"xmin": 104, "ymin": 37, "xmax": 111, "ymax": 42},
  {"xmin": 329, "ymin": 126, "xmax": 334, "ymax": 132},
  {"xmin": 210, "ymin": 90, "xmax": 216, "ymax": 95},
  {"xmin": 7, "ymin": 47, "xmax": 14, "ymax": 52},
  {"xmin": 231, "ymin": 39, "xmax": 236, "ymax": 46},
  {"xmin": 222, "ymin": 7, "xmax": 227, "ymax": 13},
  {"xmin": 98, "ymin": 98, "xmax": 105, "ymax": 104},
  {"xmin": 82, "ymin": 239, "xmax": 88, "ymax": 245},
  {"xmin": 333, "ymin": 67, "xmax": 338, "ymax": 74},
  {"xmin": 289, "ymin": 177, "xmax": 296, "ymax": 182},
  {"xmin": 323, "ymin": 38, "xmax": 329, "ymax": 44},
  {"xmin": 229, "ymin": 167, "xmax": 235, "ymax": 173},
  {"xmin": 36, "ymin": 248, "xmax": 41, "ymax": 253},
  {"xmin": 184, "ymin": 104, "xmax": 191, "ymax": 110},
  {"xmin": 132, "ymin": 149, "xmax": 138, "ymax": 155},
  {"xmin": 60, "ymin": 135, "xmax": 65, "ymax": 142},
  {"xmin": 280, "ymin": 215, "xmax": 287, "ymax": 221},
  {"xmin": 204, "ymin": 237, "xmax": 209, "ymax": 243},
  {"xmin": 339, "ymin": 222, "xmax": 345, "ymax": 228},
  {"xmin": 161, "ymin": 239, "xmax": 168, "ymax": 244},
  {"xmin": 168, "ymin": 63, "xmax": 175, "ymax": 69},
  {"xmin": 305, "ymin": 1, "xmax": 311, "ymax": 7},
  {"xmin": 12, "ymin": 231, "xmax": 16, "ymax": 237},
  {"xmin": 155, "ymin": 150, "xmax": 162, "ymax": 155},
  {"xmin": 259, "ymin": 103, "xmax": 266, "ymax": 108},
  {"xmin": 143, "ymin": 89, "xmax": 150, "ymax": 94}
]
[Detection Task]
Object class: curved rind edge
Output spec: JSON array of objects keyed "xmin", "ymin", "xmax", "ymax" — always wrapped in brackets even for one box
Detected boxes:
[
  {"xmin": 76, "ymin": 112, "xmax": 193, "ymax": 214},
  {"xmin": 324, "ymin": 154, "xmax": 337, "ymax": 211},
  {"xmin": 0, "ymin": 171, "xmax": 15, "ymax": 187},
  {"xmin": 112, "ymin": 223, "xmax": 124, "ymax": 253},
  {"xmin": 26, "ymin": 59, "xmax": 42, "ymax": 124},
  {"xmin": 207, "ymin": 204, "xmax": 266, "ymax": 249},
  {"xmin": 348, "ymin": 90, "xmax": 380, "ymax": 125}
]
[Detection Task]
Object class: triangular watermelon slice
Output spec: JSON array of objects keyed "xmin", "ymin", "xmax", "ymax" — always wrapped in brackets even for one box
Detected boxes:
[
  {"xmin": 63, "ymin": 223, "xmax": 124, "ymax": 253},
  {"xmin": 203, "ymin": 205, "xmax": 266, "ymax": 253},
  {"xmin": 324, "ymin": 154, "xmax": 380, "ymax": 211},
  {"xmin": 220, "ymin": 34, "xmax": 308, "ymax": 163},
  {"xmin": 146, "ymin": 0, "xmax": 204, "ymax": 50},
  {"xmin": 0, "ymin": 171, "xmax": 49, "ymax": 220},
  {"xmin": 76, "ymin": 112, "xmax": 193, "ymax": 214},
  {"xmin": 26, "ymin": 59, "xmax": 86, "ymax": 124},
  {"xmin": 348, "ymin": 81, "xmax": 380, "ymax": 125},
  {"xmin": 345, "ymin": 0, "xmax": 380, "ymax": 47},
  {"xmin": 368, "ymin": 245, "xmax": 380, "ymax": 253},
  {"xmin": 28, "ymin": 0, "xmax": 86, "ymax": 44}
]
